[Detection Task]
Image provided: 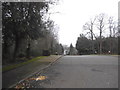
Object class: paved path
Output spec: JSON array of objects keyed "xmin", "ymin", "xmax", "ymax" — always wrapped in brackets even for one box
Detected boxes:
[
  {"xmin": 32, "ymin": 55, "xmax": 118, "ymax": 88},
  {"xmin": 2, "ymin": 55, "xmax": 61, "ymax": 88}
]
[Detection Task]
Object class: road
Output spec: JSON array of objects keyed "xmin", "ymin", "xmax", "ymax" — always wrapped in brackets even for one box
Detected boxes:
[{"xmin": 35, "ymin": 55, "xmax": 118, "ymax": 88}]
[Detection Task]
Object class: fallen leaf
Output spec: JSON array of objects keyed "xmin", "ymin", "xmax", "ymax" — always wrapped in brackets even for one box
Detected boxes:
[{"xmin": 36, "ymin": 76, "xmax": 47, "ymax": 81}]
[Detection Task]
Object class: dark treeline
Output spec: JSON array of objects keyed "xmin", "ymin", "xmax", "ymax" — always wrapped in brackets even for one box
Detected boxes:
[
  {"xmin": 2, "ymin": 2, "xmax": 64, "ymax": 64},
  {"xmin": 76, "ymin": 13, "xmax": 119, "ymax": 55},
  {"xmin": 76, "ymin": 34, "xmax": 118, "ymax": 55}
]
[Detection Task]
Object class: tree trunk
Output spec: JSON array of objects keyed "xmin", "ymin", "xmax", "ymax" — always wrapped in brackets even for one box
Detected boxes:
[
  {"xmin": 3, "ymin": 39, "xmax": 9, "ymax": 63},
  {"xmin": 13, "ymin": 35, "xmax": 19, "ymax": 62},
  {"xmin": 26, "ymin": 43, "xmax": 30, "ymax": 59},
  {"xmin": 100, "ymin": 30, "xmax": 102, "ymax": 54},
  {"xmin": 91, "ymin": 32, "xmax": 94, "ymax": 54},
  {"xmin": 99, "ymin": 40, "xmax": 102, "ymax": 54}
]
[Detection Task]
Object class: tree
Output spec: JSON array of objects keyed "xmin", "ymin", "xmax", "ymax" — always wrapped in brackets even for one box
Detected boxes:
[
  {"xmin": 2, "ymin": 2, "xmax": 51, "ymax": 62},
  {"xmin": 43, "ymin": 19, "xmax": 59, "ymax": 54},
  {"xmin": 108, "ymin": 17, "xmax": 117, "ymax": 54},
  {"xmin": 83, "ymin": 17, "xmax": 96, "ymax": 53},
  {"xmin": 69, "ymin": 43, "xmax": 77, "ymax": 55},
  {"xmin": 69, "ymin": 43, "xmax": 74, "ymax": 55},
  {"xmin": 58, "ymin": 44, "xmax": 64, "ymax": 55},
  {"xmin": 76, "ymin": 34, "xmax": 92, "ymax": 55},
  {"xmin": 96, "ymin": 13, "xmax": 107, "ymax": 54}
]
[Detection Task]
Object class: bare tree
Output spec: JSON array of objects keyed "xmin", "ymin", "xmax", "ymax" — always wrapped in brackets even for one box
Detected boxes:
[
  {"xmin": 96, "ymin": 13, "xmax": 107, "ymax": 54},
  {"xmin": 108, "ymin": 17, "xmax": 113, "ymax": 37},
  {"xmin": 108, "ymin": 17, "xmax": 118, "ymax": 54},
  {"xmin": 112, "ymin": 21, "xmax": 118, "ymax": 37},
  {"xmin": 108, "ymin": 17, "xmax": 118, "ymax": 37},
  {"xmin": 108, "ymin": 17, "xmax": 114, "ymax": 53},
  {"xmin": 83, "ymin": 17, "xmax": 96, "ymax": 54}
]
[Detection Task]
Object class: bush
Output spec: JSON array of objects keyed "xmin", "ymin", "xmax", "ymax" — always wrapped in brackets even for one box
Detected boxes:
[{"xmin": 42, "ymin": 50, "xmax": 50, "ymax": 56}]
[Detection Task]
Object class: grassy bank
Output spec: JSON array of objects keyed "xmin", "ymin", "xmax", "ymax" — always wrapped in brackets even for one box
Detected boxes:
[{"xmin": 2, "ymin": 56, "xmax": 47, "ymax": 72}]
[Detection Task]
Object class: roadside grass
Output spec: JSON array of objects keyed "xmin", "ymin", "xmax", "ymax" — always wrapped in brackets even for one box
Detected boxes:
[{"xmin": 2, "ymin": 56, "xmax": 47, "ymax": 72}]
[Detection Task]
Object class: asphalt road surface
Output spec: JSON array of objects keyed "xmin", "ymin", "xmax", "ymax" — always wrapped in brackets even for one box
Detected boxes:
[{"xmin": 36, "ymin": 55, "xmax": 118, "ymax": 88}]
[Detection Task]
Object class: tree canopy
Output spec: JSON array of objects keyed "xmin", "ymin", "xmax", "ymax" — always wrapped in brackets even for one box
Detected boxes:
[{"xmin": 2, "ymin": 2, "xmax": 63, "ymax": 63}]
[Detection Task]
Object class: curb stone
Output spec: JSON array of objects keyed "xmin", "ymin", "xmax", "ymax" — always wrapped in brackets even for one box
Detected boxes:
[{"xmin": 9, "ymin": 55, "xmax": 63, "ymax": 88}]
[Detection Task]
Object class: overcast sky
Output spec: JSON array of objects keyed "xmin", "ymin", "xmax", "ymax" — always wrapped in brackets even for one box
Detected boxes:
[{"xmin": 49, "ymin": 0, "xmax": 119, "ymax": 47}]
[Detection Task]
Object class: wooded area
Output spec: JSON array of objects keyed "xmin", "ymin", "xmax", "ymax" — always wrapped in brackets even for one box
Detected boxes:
[
  {"xmin": 76, "ymin": 13, "xmax": 119, "ymax": 55},
  {"xmin": 2, "ymin": 2, "xmax": 64, "ymax": 64}
]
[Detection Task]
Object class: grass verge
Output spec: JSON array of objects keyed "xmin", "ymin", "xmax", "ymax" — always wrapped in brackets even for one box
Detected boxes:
[{"xmin": 2, "ymin": 56, "xmax": 47, "ymax": 72}]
